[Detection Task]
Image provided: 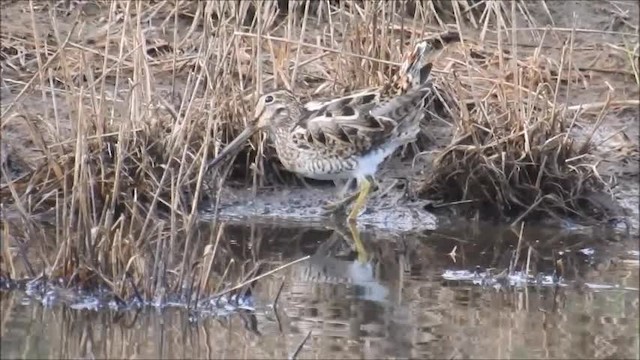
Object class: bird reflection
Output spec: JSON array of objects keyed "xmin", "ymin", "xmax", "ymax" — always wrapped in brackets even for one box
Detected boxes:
[{"xmin": 291, "ymin": 221, "xmax": 390, "ymax": 304}]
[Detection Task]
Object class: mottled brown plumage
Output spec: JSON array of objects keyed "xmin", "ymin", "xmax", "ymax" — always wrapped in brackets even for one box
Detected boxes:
[{"xmin": 210, "ymin": 38, "xmax": 449, "ymax": 220}]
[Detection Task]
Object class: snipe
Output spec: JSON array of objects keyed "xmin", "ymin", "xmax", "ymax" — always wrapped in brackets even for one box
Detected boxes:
[{"xmin": 209, "ymin": 36, "xmax": 456, "ymax": 221}]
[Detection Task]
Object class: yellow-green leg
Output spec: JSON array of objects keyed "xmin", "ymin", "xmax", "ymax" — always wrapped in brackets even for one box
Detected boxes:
[
  {"xmin": 347, "ymin": 177, "xmax": 372, "ymax": 221},
  {"xmin": 347, "ymin": 221, "xmax": 368, "ymax": 263},
  {"xmin": 323, "ymin": 177, "xmax": 378, "ymax": 217}
]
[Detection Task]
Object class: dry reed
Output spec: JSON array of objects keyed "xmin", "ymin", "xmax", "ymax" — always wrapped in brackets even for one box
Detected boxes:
[{"xmin": 416, "ymin": 3, "xmax": 638, "ymax": 225}]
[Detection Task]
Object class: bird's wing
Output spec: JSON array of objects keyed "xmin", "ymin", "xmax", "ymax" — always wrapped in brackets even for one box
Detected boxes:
[
  {"xmin": 290, "ymin": 84, "xmax": 433, "ymax": 155},
  {"xmin": 288, "ymin": 38, "xmax": 442, "ymax": 156}
]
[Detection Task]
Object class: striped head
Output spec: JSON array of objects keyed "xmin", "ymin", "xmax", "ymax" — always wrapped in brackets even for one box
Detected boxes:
[
  {"xmin": 208, "ymin": 89, "xmax": 302, "ymax": 168},
  {"xmin": 253, "ymin": 89, "xmax": 302, "ymax": 131}
]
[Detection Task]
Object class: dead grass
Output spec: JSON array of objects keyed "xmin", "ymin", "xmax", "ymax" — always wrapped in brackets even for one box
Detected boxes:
[
  {"xmin": 0, "ymin": 0, "xmax": 638, "ymax": 297},
  {"xmin": 418, "ymin": 13, "xmax": 639, "ymax": 224}
]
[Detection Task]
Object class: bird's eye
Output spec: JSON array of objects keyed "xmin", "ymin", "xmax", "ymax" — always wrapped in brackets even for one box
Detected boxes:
[{"xmin": 264, "ymin": 95, "xmax": 274, "ymax": 104}]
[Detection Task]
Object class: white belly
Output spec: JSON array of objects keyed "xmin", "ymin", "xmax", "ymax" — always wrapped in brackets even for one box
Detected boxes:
[{"xmin": 302, "ymin": 147, "xmax": 394, "ymax": 181}]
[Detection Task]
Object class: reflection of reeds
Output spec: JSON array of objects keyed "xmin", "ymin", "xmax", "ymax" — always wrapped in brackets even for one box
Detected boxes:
[
  {"xmin": 0, "ymin": 0, "xmax": 637, "ymax": 303},
  {"xmin": 1, "ymin": 221, "xmax": 638, "ymax": 358}
]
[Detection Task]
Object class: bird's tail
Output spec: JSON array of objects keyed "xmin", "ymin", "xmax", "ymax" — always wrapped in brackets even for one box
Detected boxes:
[
  {"xmin": 391, "ymin": 31, "xmax": 461, "ymax": 93},
  {"xmin": 379, "ymin": 32, "xmax": 460, "ymax": 145}
]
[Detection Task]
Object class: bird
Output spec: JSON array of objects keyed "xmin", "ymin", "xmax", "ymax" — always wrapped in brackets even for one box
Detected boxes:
[{"xmin": 209, "ymin": 39, "xmax": 444, "ymax": 221}]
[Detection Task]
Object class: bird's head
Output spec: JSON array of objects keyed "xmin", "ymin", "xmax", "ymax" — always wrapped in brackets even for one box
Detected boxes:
[{"xmin": 208, "ymin": 89, "xmax": 300, "ymax": 168}]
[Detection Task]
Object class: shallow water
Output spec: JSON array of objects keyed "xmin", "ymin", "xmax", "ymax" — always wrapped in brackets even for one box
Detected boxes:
[{"xmin": 1, "ymin": 221, "xmax": 638, "ymax": 359}]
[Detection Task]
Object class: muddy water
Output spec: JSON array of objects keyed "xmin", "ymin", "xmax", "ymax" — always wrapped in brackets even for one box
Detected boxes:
[{"xmin": 1, "ymin": 221, "xmax": 638, "ymax": 359}]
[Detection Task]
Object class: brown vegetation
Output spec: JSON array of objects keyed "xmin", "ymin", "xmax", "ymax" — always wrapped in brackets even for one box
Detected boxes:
[
  {"xmin": 419, "ymin": 38, "xmax": 637, "ymax": 224},
  {"xmin": 0, "ymin": 0, "xmax": 638, "ymax": 296}
]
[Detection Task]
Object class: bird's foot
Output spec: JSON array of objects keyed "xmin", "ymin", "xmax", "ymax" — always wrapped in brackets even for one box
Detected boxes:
[{"xmin": 321, "ymin": 192, "xmax": 358, "ymax": 215}]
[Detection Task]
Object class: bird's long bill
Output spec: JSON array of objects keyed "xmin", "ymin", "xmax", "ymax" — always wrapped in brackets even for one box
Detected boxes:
[{"xmin": 208, "ymin": 125, "xmax": 258, "ymax": 168}]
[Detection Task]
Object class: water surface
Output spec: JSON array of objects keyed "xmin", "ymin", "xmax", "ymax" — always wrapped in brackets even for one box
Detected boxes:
[{"xmin": 1, "ymin": 221, "xmax": 638, "ymax": 359}]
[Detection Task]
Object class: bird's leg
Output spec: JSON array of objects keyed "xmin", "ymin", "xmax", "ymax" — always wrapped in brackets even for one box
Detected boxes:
[
  {"xmin": 323, "ymin": 177, "xmax": 379, "ymax": 216},
  {"xmin": 327, "ymin": 217, "xmax": 369, "ymax": 262},
  {"xmin": 347, "ymin": 221, "xmax": 368, "ymax": 263},
  {"xmin": 322, "ymin": 191, "xmax": 359, "ymax": 213},
  {"xmin": 347, "ymin": 176, "xmax": 373, "ymax": 221},
  {"xmin": 322, "ymin": 178, "xmax": 357, "ymax": 213}
]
